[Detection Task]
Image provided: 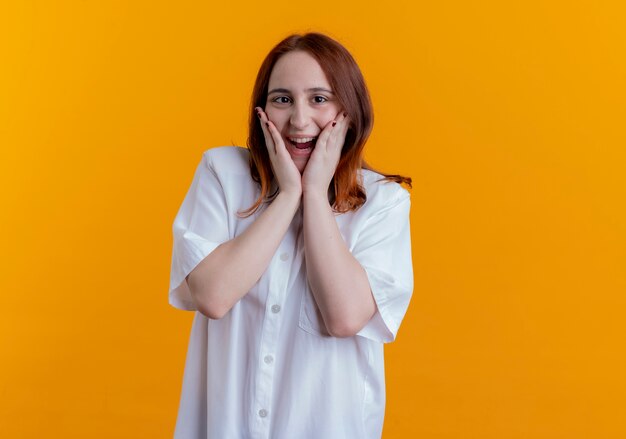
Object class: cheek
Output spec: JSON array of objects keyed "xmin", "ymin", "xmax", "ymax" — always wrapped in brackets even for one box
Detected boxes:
[
  {"xmin": 312, "ymin": 111, "xmax": 335, "ymax": 128},
  {"xmin": 265, "ymin": 109, "xmax": 285, "ymax": 128}
]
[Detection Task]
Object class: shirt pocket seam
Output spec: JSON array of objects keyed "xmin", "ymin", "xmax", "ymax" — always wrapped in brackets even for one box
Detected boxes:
[{"xmin": 297, "ymin": 285, "xmax": 329, "ymax": 337}]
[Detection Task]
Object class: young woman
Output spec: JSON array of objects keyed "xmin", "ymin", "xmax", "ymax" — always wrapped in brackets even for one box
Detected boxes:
[{"xmin": 169, "ymin": 32, "xmax": 414, "ymax": 439}]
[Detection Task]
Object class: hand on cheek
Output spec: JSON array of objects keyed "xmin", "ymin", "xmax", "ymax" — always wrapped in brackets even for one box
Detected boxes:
[
  {"xmin": 255, "ymin": 106, "xmax": 303, "ymax": 197},
  {"xmin": 302, "ymin": 111, "xmax": 350, "ymax": 197}
]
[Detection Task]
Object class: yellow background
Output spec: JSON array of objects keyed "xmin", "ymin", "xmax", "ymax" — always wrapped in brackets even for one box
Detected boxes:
[{"xmin": 1, "ymin": 1, "xmax": 625, "ymax": 437}]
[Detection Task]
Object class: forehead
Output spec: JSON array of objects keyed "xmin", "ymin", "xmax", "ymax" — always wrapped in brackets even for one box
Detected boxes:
[{"xmin": 268, "ymin": 51, "xmax": 331, "ymax": 89}]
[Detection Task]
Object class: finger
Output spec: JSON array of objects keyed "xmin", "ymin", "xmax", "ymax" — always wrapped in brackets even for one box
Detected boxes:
[
  {"xmin": 339, "ymin": 112, "xmax": 350, "ymax": 138},
  {"xmin": 319, "ymin": 113, "xmax": 347, "ymax": 153},
  {"xmin": 255, "ymin": 107, "xmax": 277, "ymax": 155},
  {"xmin": 316, "ymin": 118, "xmax": 336, "ymax": 152},
  {"xmin": 265, "ymin": 120, "xmax": 279, "ymax": 155},
  {"xmin": 261, "ymin": 114, "xmax": 289, "ymax": 159},
  {"xmin": 330, "ymin": 112, "xmax": 350, "ymax": 148},
  {"xmin": 336, "ymin": 111, "xmax": 349, "ymax": 131}
]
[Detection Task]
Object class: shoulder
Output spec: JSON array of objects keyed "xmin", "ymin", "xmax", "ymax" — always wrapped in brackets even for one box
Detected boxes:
[
  {"xmin": 201, "ymin": 146, "xmax": 250, "ymax": 176},
  {"xmin": 360, "ymin": 168, "xmax": 411, "ymax": 211}
]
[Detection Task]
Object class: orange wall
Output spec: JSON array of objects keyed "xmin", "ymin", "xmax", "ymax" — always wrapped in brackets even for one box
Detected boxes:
[{"xmin": 1, "ymin": 1, "xmax": 625, "ymax": 437}]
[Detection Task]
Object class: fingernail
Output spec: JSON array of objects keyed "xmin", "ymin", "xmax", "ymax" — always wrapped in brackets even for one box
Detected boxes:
[
  {"xmin": 332, "ymin": 121, "xmax": 337, "ymax": 127},
  {"xmin": 257, "ymin": 112, "xmax": 261, "ymax": 118},
  {"xmin": 265, "ymin": 122, "xmax": 269, "ymax": 127},
  {"xmin": 343, "ymin": 112, "xmax": 347, "ymax": 117}
]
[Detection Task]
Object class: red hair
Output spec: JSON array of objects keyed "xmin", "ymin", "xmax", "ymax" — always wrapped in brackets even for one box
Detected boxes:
[{"xmin": 240, "ymin": 32, "xmax": 411, "ymax": 217}]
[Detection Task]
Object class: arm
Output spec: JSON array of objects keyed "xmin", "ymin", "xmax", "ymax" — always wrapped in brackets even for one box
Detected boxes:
[
  {"xmin": 303, "ymin": 191, "xmax": 376, "ymax": 337},
  {"xmin": 300, "ymin": 111, "xmax": 376, "ymax": 337},
  {"xmin": 188, "ymin": 107, "xmax": 303, "ymax": 319},
  {"xmin": 186, "ymin": 190, "xmax": 300, "ymax": 319}
]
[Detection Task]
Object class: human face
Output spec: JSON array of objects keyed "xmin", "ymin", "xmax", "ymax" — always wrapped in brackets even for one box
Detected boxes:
[{"xmin": 265, "ymin": 50, "xmax": 342, "ymax": 173}]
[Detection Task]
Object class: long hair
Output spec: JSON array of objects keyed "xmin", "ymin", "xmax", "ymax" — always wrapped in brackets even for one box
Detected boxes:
[{"xmin": 240, "ymin": 32, "xmax": 411, "ymax": 217}]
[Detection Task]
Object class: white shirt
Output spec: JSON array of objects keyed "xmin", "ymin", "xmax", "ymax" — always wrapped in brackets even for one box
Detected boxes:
[{"xmin": 169, "ymin": 146, "xmax": 413, "ymax": 439}]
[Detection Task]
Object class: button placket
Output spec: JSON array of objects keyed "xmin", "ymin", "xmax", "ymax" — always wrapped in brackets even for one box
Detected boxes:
[
  {"xmin": 252, "ymin": 219, "xmax": 299, "ymax": 437},
  {"xmin": 254, "ymin": 280, "xmax": 281, "ymax": 432}
]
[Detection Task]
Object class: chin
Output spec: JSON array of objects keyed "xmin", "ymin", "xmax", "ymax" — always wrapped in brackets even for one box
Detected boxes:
[{"xmin": 292, "ymin": 158, "xmax": 309, "ymax": 174}]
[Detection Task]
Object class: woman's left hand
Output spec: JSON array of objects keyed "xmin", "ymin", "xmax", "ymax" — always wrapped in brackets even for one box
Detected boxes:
[{"xmin": 301, "ymin": 111, "xmax": 350, "ymax": 196}]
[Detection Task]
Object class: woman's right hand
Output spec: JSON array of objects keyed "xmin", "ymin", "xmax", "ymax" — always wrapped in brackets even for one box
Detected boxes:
[{"xmin": 255, "ymin": 107, "xmax": 302, "ymax": 198}]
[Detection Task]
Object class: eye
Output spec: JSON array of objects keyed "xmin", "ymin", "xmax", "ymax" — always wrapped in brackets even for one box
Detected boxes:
[
  {"xmin": 314, "ymin": 95, "xmax": 328, "ymax": 103},
  {"xmin": 271, "ymin": 96, "xmax": 291, "ymax": 104}
]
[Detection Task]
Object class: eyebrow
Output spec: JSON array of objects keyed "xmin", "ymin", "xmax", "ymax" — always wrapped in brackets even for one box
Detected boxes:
[{"xmin": 267, "ymin": 87, "xmax": 334, "ymax": 95}]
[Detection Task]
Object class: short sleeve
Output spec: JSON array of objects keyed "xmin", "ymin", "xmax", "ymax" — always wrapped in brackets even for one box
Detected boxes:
[
  {"xmin": 169, "ymin": 153, "xmax": 230, "ymax": 311},
  {"xmin": 352, "ymin": 189, "xmax": 413, "ymax": 343}
]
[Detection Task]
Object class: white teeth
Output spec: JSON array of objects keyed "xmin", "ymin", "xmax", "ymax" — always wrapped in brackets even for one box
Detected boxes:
[{"xmin": 288, "ymin": 137, "xmax": 316, "ymax": 143}]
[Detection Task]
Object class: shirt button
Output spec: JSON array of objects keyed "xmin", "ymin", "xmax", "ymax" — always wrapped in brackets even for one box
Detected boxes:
[
  {"xmin": 258, "ymin": 409, "xmax": 268, "ymax": 418},
  {"xmin": 280, "ymin": 252, "xmax": 289, "ymax": 261},
  {"xmin": 271, "ymin": 304, "xmax": 281, "ymax": 313},
  {"xmin": 264, "ymin": 355, "xmax": 274, "ymax": 364}
]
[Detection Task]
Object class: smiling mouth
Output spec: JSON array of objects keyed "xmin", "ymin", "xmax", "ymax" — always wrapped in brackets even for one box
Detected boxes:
[{"xmin": 288, "ymin": 137, "xmax": 317, "ymax": 150}]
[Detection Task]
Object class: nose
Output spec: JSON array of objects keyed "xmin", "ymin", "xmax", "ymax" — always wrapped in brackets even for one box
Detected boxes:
[{"xmin": 289, "ymin": 101, "xmax": 311, "ymax": 130}]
